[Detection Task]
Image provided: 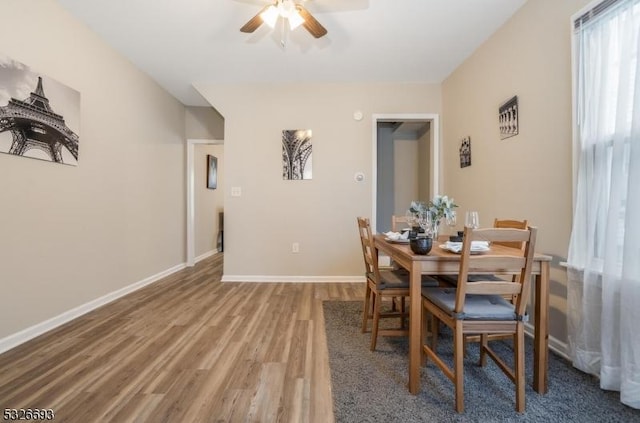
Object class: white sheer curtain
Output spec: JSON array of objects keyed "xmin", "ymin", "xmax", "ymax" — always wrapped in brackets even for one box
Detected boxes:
[{"xmin": 567, "ymin": 0, "xmax": 640, "ymax": 409}]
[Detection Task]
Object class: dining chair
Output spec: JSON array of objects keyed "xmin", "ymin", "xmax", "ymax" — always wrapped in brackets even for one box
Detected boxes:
[
  {"xmin": 421, "ymin": 226, "xmax": 537, "ymax": 413},
  {"xmin": 357, "ymin": 217, "xmax": 439, "ymax": 351}
]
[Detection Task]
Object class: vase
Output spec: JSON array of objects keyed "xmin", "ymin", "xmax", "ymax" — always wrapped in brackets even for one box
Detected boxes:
[{"xmin": 432, "ymin": 219, "xmax": 441, "ymax": 241}]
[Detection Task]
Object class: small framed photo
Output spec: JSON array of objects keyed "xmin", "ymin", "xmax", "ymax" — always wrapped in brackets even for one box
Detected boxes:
[
  {"xmin": 499, "ymin": 96, "xmax": 518, "ymax": 139},
  {"xmin": 207, "ymin": 155, "xmax": 217, "ymax": 189},
  {"xmin": 460, "ymin": 137, "xmax": 471, "ymax": 168}
]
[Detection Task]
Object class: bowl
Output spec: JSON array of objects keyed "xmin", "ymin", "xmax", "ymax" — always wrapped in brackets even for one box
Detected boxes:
[{"xmin": 410, "ymin": 236, "xmax": 432, "ymax": 255}]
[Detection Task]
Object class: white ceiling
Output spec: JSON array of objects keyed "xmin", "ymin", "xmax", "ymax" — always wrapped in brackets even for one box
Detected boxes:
[{"xmin": 56, "ymin": 0, "xmax": 527, "ymax": 106}]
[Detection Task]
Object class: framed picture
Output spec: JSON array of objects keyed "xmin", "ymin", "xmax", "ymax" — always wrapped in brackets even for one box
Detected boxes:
[
  {"xmin": 499, "ymin": 95, "xmax": 518, "ymax": 140},
  {"xmin": 207, "ymin": 155, "xmax": 217, "ymax": 189},
  {"xmin": 0, "ymin": 55, "xmax": 80, "ymax": 165},
  {"xmin": 460, "ymin": 136, "xmax": 471, "ymax": 168},
  {"xmin": 282, "ymin": 129, "xmax": 312, "ymax": 180}
]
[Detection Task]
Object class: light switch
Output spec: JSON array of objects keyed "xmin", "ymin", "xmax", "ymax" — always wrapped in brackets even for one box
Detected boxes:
[{"xmin": 231, "ymin": 187, "xmax": 242, "ymax": 197}]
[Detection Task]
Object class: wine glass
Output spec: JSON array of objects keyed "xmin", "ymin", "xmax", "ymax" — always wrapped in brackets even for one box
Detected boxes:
[
  {"xmin": 417, "ymin": 210, "xmax": 433, "ymax": 237},
  {"xmin": 465, "ymin": 211, "xmax": 480, "ymax": 229},
  {"xmin": 445, "ymin": 211, "xmax": 457, "ymax": 235},
  {"xmin": 405, "ymin": 209, "xmax": 418, "ymax": 228}
]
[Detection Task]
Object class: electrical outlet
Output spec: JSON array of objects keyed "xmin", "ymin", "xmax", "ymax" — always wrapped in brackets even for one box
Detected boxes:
[
  {"xmin": 292, "ymin": 242, "xmax": 299, "ymax": 253},
  {"xmin": 231, "ymin": 187, "xmax": 242, "ymax": 197}
]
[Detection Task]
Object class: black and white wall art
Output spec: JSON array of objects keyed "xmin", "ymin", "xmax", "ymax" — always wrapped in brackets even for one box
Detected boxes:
[
  {"xmin": 207, "ymin": 154, "xmax": 218, "ymax": 189},
  {"xmin": 499, "ymin": 95, "xmax": 518, "ymax": 140},
  {"xmin": 459, "ymin": 136, "xmax": 471, "ymax": 168},
  {"xmin": 282, "ymin": 129, "xmax": 312, "ymax": 180},
  {"xmin": 0, "ymin": 55, "xmax": 80, "ymax": 165}
]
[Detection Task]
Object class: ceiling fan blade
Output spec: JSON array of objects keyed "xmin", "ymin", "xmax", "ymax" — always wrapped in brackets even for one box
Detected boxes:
[
  {"xmin": 296, "ymin": 5, "xmax": 327, "ymax": 38},
  {"xmin": 240, "ymin": 5, "xmax": 271, "ymax": 33}
]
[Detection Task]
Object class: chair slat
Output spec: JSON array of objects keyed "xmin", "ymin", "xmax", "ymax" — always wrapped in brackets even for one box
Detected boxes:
[
  {"xmin": 469, "ymin": 228, "xmax": 530, "ymax": 244},
  {"xmin": 466, "ymin": 256, "xmax": 526, "ymax": 273}
]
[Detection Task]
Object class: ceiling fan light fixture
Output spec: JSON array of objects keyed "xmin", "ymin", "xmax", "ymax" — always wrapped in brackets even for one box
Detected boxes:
[
  {"xmin": 260, "ymin": 5, "xmax": 279, "ymax": 28},
  {"xmin": 240, "ymin": 0, "xmax": 327, "ymax": 39},
  {"xmin": 288, "ymin": 10, "xmax": 304, "ymax": 30}
]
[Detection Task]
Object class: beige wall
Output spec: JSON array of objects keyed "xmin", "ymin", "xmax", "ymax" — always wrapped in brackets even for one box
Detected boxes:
[
  {"xmin": 195, "ymin": 144, "xmax": 224, "ymax": 257},
  {"xmin": 0, "ymin": 0, "xmax": 186, "ymax": 339},
  {"xmin": 195, "ymin": 82, "xmax": 441, "ymax": 278},
  {"xmin": 442, "ymin": 0, "xmax": 591, "ymax": 343},
  {"xmin": 186, "ymin": 106, "xmax": 224, "ymax": 140}
]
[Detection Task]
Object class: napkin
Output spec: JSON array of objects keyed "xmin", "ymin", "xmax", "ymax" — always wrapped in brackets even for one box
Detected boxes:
[
  {"xmin": 444, "ymin": 240, "xmax": 489, "ymax": 253},
  {"xmin": 384, "ymin": 231, "xmax": 409, "ymax": 241}
]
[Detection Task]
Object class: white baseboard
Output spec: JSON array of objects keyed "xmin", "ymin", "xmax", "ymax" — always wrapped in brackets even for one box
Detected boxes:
[
  {"xmin": 0, "ymin": 262, "xmax": 187, "ymax": 355},
  {"xmin": 195, "ymin": 249, "xmax": 218, "ymax": 264},
  {"xmin": 221, "ymin": 275, "xmax": 366, "ymax": 283},
  {"xmin": 548, "ymin": 335, "xmax": 570, "ymax": 361},
  {"xmin": 525, "ymin": 322, "xmax": 570, "ymax": 361}
]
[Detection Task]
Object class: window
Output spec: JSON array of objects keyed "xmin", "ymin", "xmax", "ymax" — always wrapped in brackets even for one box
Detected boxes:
[{"xmin": 570, "ymin": 0, "xmax": 639, "ymax": 272}]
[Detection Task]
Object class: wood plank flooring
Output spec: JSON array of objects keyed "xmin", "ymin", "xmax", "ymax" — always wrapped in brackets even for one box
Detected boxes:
[{"xmin": 0, "ymin": 254, "xmax": 364, "ymax": 422}]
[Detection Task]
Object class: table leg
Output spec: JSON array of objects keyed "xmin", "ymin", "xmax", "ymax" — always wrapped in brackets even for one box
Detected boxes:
[
  {"xmin": 533, "ymin": 261, "xmax": 550, "ymax": 393},
  {"xmin": 408, "ymin": 261, "xmax": 422, "ymax": 394}
]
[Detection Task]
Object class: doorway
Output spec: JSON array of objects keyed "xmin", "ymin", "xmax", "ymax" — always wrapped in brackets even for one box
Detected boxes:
[
  {"xmin": 371, "ymin": 114, "xmax": 440, "ymax": 233},
  {"xmin": 186, "ymin": 139, "xmax": 224, "ymax": 267}
]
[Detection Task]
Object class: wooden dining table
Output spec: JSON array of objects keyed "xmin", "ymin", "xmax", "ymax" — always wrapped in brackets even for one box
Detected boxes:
[{"xmin": 373, "ymin": 234, "xmax": 552, "ymax": 395}]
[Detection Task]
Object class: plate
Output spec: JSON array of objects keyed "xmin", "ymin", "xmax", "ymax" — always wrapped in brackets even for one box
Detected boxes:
[
  {"xmin": 385, "ymin": 237, "xmax": 410, "ymax": 244},
  {"xmin": 439, "ymin": 244, "xmax": 490, "ymax": 254}
]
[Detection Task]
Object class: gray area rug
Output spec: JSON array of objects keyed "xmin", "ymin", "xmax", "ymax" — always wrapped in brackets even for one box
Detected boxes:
[{"xmin": 323, "ymin": 301, "xmax": 640, "ymax": 423}]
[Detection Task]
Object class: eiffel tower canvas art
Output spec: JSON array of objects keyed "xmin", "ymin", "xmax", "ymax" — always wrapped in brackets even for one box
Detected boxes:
[
  {"xmin": 282, "ymin": 129, "xmax": 312, "ymax": 180},
  {"xmin": 0, "ymin": 55, "xmax": 80, "ymax": 166}
]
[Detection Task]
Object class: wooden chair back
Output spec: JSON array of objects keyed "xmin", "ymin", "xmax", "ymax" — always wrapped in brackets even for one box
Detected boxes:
[
  {"xmin": 358, "ymin": 216, "xmax": 412, "ymax": 350},
  {"xmin": 357, "ymin": 217, "xmax": 382, "ymax": 286},
  {"xmin": 391, "ymin": 215, "xmax": 410, "ymax": 232},
  {"xmin": 493, "ymin": 218, "xmax": 528, "ymax": 250},
  {"xmin": 454, "ymin": 226, "xmax": 537, "ymax": 319}
]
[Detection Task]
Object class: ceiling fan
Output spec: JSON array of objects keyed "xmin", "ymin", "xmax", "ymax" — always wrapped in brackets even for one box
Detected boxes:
[{"xmin": 240, "ymin": 0, "xmax": 328, "ymax": 39}]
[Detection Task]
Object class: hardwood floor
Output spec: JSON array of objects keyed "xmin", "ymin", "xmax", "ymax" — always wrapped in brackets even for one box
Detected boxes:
[{"xmin": 0, "ymin": 254, "xmax": 364, "ymax": 422}]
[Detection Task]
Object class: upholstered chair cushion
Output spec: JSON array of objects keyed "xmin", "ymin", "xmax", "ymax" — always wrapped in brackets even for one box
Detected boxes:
[
  {"xmin": 421, "ymin": 287, "xmax": 528, "ymax": 321},
  {"xmin": 368, "ymin": 269, "xmax": 439, "ymax": 289}
]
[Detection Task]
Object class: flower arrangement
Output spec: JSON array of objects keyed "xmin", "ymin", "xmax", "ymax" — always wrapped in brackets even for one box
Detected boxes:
[
  {"xmin": 409, "ymin": 195, "xmax": 459, "ymax": 232},
  {"xmin": 428, "ymin": 195, "xmax": 458, "ymax": 222}
]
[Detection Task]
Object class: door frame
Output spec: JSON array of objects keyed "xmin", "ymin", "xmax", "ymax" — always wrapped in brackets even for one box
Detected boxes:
[
  {"xmin": 371, "ymin": 113, "xmax": 440, "ymax": 233},
  {"xmin": 186, "ymin": 138, "xmax": 223, "ymax": 267}
]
